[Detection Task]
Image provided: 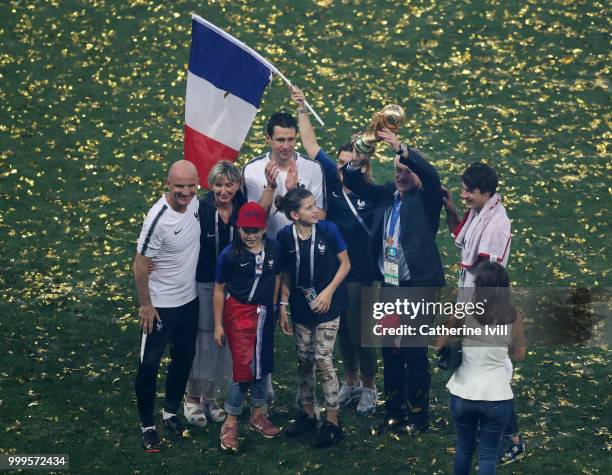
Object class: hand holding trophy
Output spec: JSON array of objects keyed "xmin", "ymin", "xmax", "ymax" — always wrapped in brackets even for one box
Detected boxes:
[{"xmin": 352, "ymin": 104, "xmax": 406, "ymax": 160}]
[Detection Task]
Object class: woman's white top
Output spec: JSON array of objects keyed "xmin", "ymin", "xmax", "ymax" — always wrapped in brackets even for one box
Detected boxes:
[{"xmin": 446, "ymin": 315, "xmax": 514, "ymax": 401}]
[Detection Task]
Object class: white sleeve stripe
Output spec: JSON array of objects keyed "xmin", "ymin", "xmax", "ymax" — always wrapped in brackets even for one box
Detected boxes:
[{"xmin": 139, "ymin": 205, "xmax": 168, "ymax": 255}]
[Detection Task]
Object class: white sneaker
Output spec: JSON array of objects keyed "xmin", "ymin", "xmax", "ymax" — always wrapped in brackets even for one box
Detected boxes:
[
  {"xmin": 338, "ymin": 382, "xmax": 363, "ymax": 407},
  {"xmin": 356, "ymin": 387, "xmax": 377, "ymax": 415}
]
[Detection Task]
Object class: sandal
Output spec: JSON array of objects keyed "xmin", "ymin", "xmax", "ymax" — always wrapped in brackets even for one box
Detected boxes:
[
  {"xmin": 183, "ymin": 400, "xmax": 207, "ymax": 427},
  {"xmin": 203, "ymin": 400, "xmax": 227, "ymax": 423}
]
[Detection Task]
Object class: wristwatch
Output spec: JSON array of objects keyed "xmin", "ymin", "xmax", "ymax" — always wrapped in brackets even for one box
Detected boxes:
[{"xmin": 396, "ymin": 143, "xmax": 408, "ymax": 156}]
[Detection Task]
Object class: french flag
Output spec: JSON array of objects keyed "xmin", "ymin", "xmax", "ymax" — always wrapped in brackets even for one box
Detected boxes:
[{"xmin": 184, "ymin": 15, "xmax": 273, "ymax": 188}]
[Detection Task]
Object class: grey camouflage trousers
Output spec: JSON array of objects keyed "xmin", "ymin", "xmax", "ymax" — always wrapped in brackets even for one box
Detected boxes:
[{"xmin": 294, "ymin": 317, "xmax": 340, "ymax": 412}]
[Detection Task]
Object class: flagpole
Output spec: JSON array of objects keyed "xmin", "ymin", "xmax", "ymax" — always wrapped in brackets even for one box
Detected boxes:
[
  {"xmin": 271, "ymin": 70, "xmax": 325, "ymax": 127},
  {"xmin": 192, "ymin": 14, "xmax": 325, "ymax": 126}
]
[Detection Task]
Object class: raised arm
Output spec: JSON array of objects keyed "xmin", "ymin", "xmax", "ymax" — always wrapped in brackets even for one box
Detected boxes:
[
  {"xmin": 342, "ymin": 162, "xmax": 392, "ymax": 204},
  {"xmin": 441, "ymin": 185, "xmax": 461, "ymax": 234},
  {"xmin": 291, "ymin": 86, "xmax": 321, "ymax": 159},
  {"xmin": 378, "ymin": 127, "xmax": 443, "ymax": 231},
  {"xmin": 291, "ymin": 86, "xmax": 343, "ymax": 192},
  {"xmin": 399, "ymin": 148, "xmax": 442, "ymax": 203}
]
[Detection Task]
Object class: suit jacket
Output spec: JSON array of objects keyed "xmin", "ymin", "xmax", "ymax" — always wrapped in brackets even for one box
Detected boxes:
[{"xmin": 343, "ymin": 148, "xmax": 446, "ymax": 287}]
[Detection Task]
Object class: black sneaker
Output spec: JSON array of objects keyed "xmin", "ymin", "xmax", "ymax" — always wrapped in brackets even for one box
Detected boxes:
[
  {"xmin": 284, "ymin": 412, "xmax": 317, "ymax": 437},
  {"xmin": 371, "ymin": 415, "xmax": 409, "ymax": 435},
  {"xmin": 141, "ymin": 428, "xmax": 161, "ymax": 453},
  {"xmin": 314, "ymin": 421, "xmax": 343, "ymax": 448},
  {"xmin": 163, "ymin": 415, "xmax": 190, "ymax": 438},
  {"xmin": 404, "ymin": 422, "xmax": 428, "ymax": 437},
  {"xmin": 498, "ymin": 437, "xmax": 526, "ymax": 465}
]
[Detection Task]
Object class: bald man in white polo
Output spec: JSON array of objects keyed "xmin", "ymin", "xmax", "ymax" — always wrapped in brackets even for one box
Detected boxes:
[{"xmin": 133, "ymin": 160, "xmax": 201, "ymax": 452}]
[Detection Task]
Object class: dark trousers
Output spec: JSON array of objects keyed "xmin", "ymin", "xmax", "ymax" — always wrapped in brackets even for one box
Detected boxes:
[
  {"xmin": 135, "ymin": 298, "xmax": 198, "ymax": 427},
  {"xmin": 380, "ymin": 282, "xmax": 436, "ymax": 427},
  {"xmin": 450, "ymin": 394, "xmax": 513, "ymax": 475},
  {"xmin": 382, "ymin": 345, "xmax": 431, "ymax": 426},
  {"xmin": 338, "ymin": 283, "xmax": 378, "ymax": 378}
]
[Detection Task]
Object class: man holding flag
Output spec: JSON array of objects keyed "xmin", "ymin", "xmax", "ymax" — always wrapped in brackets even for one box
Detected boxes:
[
  {"xmin": 183, "ymin": 14, "xmax": 327, "ymax": 219},
  {"xmin": 182, "ymin": 14, "xmax": 328, "ymax": 411}
]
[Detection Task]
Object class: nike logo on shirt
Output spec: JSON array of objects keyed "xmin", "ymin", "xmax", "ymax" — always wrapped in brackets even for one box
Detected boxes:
[
  {"xmin": 207, "ymin": 233, "xmax": 215, "ymax": 237},
  {"xmin": 240, "ymin": 262, "xmax": 249, "ymax": 267},
  {"xmin": 174, "ymin": 229, "xmax": 183, "ymax": 235}
]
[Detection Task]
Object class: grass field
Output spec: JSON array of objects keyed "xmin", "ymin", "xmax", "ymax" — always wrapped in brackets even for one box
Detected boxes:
[{"xmin": 0, "ymin": 0, "xmax": 609, "ymax": 473}]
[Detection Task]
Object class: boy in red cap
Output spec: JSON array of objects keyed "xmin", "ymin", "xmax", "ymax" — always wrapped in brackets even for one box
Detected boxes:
[{"xmin": 213, "ymin": 202, "xmax": 291, "ymax": 452}]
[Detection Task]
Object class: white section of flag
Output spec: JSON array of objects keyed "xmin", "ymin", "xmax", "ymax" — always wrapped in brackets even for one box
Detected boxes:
[{"xmin": 184, "ymin": 71, "xmax": 257, "ymax": 151}]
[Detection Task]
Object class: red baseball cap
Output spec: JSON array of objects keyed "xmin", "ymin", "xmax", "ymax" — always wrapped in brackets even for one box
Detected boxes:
[{"xmin": 236, "ymin": 201, "xmax": 267, "ymax": 229}]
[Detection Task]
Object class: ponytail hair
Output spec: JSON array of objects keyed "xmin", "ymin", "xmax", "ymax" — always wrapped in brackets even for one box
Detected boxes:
[
  {"xmin": 274, "ymin": 187, "xmax": 313, "ymax": 220},
  {"xmin": 472, "ymin": 262, "xmax": 517, "ymax": 325}
]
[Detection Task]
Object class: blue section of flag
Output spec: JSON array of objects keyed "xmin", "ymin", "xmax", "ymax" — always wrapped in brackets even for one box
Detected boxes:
[{"xmin": 189, "ymin": 19, "xmax": 272, "ymax": 108}]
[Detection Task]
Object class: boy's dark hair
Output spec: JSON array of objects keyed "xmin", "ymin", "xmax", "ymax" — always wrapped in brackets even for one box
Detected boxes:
[
  {"xmin": 274, "ymin": 187, "xmax": 313, "ymax": 220},
  {"xmin": 337, "ymin": 141, "xmax": 372, "ymax": 181},
  {"xmin": 266, "ymin": 112, "xmax": 297, "ymax": 137},
  {"xmin": 472, "ymin": 261, "xmax": 517, "ymax": 325},
  {"xmin": 337, "ymin": 142, "xmax": 353, "ymax": 155},
  {"xmin": 461, "ymin": 162, "xmax": 498, "ymax": 196}
]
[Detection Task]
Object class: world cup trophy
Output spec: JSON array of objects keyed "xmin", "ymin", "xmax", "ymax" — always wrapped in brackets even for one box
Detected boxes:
[{"xmin": 352, "ymin": 104, "xmax": 406, "ymax": 156}]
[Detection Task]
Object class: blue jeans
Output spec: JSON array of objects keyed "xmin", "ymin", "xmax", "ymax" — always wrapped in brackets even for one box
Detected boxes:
[
  {"xmin": 224, "ymin": 377, "xmax": 268, "ymax": 416},
  {"xmin": 503, "ymin": 400, "xmax": 518, "ymax": 437},
  {"xmin": 450, "ymin": 394, "xmax": 512, "ymax": 475}
]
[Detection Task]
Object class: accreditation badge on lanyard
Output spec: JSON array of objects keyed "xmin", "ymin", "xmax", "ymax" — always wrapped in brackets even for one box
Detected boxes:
[
  {"xmin": 247, "ymin": 248, "xmax": 265, "ymax": 303},
  {"xmin": 255, "ymin": 252, "xmax": 264, "ymax": 275},
  {"xmin": 383, "ymin": 200, "xmax": 401, "ymax": 286},
  {"xmin": 293, "ymin": 225, "xmax": 318, "ymax": 310}
]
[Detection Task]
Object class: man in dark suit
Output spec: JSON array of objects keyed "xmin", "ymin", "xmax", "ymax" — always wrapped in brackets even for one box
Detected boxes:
[{"xmin": 343, "ymin": 128, "xmax": 445, "ymax": 435}]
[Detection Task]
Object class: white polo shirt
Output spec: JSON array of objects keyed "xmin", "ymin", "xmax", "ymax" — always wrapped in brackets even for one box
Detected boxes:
[
  {"xmin": 242, "ymin": 152, "xmax": 326, "ymax": 238},
  {"xmin": 137, "ymin": 194, "xmax": 200, "ymax": 308}
]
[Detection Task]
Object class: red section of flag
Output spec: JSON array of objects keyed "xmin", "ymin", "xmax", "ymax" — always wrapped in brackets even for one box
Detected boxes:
[{"xmin": 184, "ymin": 124, "xmax": 238, "ymax": 189}]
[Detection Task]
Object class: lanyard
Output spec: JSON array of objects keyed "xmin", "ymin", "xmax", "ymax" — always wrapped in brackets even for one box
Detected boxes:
[
  {"xmin": 384, "ymin": 197, "xmax": 401, "ymax": 241},
  {"xmin": 215, "ymin": 210, "xmax": 234, "ymax": 257},
  {"xmin": 292, "ymin": 224, "xmax": 316, "ymax": 287},
  {"xmin": 341, "ymin": 189, "xmax": 371, "ymax": 236},
  {"xmin": 247, "ymin": 248, "xmax": 265, "ymax": 303}
]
